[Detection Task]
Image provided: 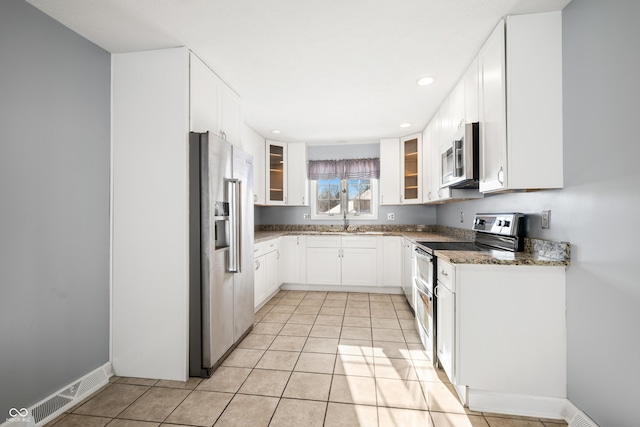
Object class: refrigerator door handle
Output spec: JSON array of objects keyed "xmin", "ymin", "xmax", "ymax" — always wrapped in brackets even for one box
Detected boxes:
[{"xmin": 227, "ymin": 179, "xmax": 241, "ymax": 273}]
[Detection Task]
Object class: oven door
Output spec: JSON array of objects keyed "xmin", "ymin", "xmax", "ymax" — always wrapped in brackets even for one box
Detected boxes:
[{"xmin": 414, "ymin": 247, "xmax": 433, "ymax": 293}]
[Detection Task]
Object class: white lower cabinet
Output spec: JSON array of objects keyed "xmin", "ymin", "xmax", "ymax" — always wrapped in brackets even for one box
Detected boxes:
[
  {"xmin": 279, "ymin": 236, "xmax": 307, "ymax": 284},
  {"xmin": 264, "ymin": 249, "xmax": 279, "ymax": 298},
  {"xmin": 436, "ymin": 258, "xmax": 567, "ymax": 413},
  {"xmin": 254, "ymin": 239, "xmax": 279, "ymax": 309},
  {"xmin": 304, "ymin": 235, "xmax": 383, "ymax": 287},
  {"xmin": 435, "ymin": 274, "xmax": 455, "ymax": 382},
  {"xmin": 306, "ymin": 247, "xmax": 342, "ymax": 285},
  {"xmin": 342, "ymin": 248, "xmax": 377, "ymax": 286},
  {"xmin": 382, "ymin": 236, "xmax": 402, "ymax": 287},
  {"xmin": 401, "ymin": 238, "xmax": 414, "ymax": 308}
]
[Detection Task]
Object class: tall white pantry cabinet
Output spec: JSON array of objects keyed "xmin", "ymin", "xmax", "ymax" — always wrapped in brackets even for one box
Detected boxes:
[{"xmin": 111, "ymin": 47, "xmax": 242, "ymax": 381}]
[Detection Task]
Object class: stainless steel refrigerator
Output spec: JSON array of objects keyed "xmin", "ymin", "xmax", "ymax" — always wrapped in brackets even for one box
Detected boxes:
[{"xmin": 189, "ymin": 132, "xmax": 254, "ymax": 377}]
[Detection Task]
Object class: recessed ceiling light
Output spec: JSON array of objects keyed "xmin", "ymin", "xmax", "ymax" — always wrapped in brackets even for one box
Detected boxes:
[
  {"xmin": 400, "ymin": 123, "xmax": 412, "ymax": 128},
  {"xmin": 417, "ymin": 76, "xmax": 435, "ymax": 86},
  {"xmin": 271, "ymin": 130, "xmax": 282, "ymax": 134}
]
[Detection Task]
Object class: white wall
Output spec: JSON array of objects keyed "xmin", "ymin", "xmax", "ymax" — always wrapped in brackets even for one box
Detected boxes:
[
  {"xmin": 438, "ymin": 1, "xmax": 640, "ymax": 424},
  {"xmin": 111, "ymin": 48, "xmax": 190, "ymax": 381}
]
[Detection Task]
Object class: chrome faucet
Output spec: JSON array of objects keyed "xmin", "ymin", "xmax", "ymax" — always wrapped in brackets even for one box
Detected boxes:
[{"xmin": 343, "ymin": 210, "xmax": 349, "ymax": 232}]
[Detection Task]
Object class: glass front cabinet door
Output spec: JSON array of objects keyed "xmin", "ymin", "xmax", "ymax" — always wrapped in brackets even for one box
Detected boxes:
[
  {"xmin": 400, "ymin": 133, "xmax": 422, "ymax": 204},
  {"xmin": 266, "ymin": 141, "xmax": 287, "ymax": 205}
]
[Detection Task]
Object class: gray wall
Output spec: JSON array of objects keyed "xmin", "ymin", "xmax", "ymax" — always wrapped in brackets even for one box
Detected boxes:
[
  {"xmin": 438, "ymin": 1, "xmax": 640, "ymax": 424},
  {"xmin": 0, "ymin": 0, "xmax": 110, "ymax": 417},
  {"xmin": 257, "ymin": 142, "xmax": 438, "ymax": 225}
]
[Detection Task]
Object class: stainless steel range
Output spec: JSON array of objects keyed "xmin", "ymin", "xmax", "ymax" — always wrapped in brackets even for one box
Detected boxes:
[{"xmin": 413, "ymin": 213, "xmax": 525, "ymax": 365}]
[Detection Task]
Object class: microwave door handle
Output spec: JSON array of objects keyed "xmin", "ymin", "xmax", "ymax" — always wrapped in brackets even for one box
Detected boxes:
[{"xmin": 454, "ymin": 139, "xmax": 463, "ymax": 178}]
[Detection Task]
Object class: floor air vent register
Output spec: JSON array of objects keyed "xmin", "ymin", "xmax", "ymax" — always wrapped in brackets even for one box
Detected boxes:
[
  {"xmin": 569, "ymin": 411, "xmax": 599, "ymax": 427},
  {"xmin": 20, "ymin": 366, "xmax": 109, "ymax": 426}
]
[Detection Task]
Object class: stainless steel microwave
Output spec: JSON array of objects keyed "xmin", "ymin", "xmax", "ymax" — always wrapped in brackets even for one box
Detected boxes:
[{"xmin": 440, "ymin": 122, "xmax": 479, "ymax": 189}]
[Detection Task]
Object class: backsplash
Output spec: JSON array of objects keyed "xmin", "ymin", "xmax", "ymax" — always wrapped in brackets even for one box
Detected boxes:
[{"xmin": 524, "ymin": 237, "xmax": 571, "ymax": 261}]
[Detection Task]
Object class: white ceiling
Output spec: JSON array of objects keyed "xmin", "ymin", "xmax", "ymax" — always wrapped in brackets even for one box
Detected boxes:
[{"xmin": 26, "ymin": 0, "xmax": 571, "ymax": 144}]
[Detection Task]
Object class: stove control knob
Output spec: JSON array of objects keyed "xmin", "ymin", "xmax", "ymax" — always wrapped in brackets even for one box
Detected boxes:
[
  {"xmin": 474, "ymin": 218, "xmax": 485, "ymax": 226},
  {"xmin": 503, "ymin": 220, "xmax": 511, "ymax": 227},
  {"xmin": 496, "ymin": 220, "xmax": 503, "ymax": 226}
]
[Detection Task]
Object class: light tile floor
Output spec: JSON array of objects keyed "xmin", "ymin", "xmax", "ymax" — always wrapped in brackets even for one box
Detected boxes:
[{"xmin": 46, "ymin": 290, "xmax": 569, "ymax": 427}]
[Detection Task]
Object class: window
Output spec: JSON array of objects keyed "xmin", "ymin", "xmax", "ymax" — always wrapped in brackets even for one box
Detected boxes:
[{"xmin": 311, "ymin": 178, "xmax": 378, "ymax": 219}]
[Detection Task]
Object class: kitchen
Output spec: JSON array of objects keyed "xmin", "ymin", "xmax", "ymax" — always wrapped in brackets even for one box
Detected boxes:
[{"xmin": 1, "ymin": 1, "xmax": 639, "ymax": 427}]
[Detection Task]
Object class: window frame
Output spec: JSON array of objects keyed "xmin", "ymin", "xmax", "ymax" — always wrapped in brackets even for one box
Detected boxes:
[{"xmin": 309, "ymin": 178, "xmax": 379, "ymax": 220}]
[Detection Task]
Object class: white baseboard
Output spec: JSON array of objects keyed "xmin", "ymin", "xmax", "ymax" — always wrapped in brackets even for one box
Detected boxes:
[
  {"xmin": 467, "ymin": 389, "xmax": 570, "ymax": 422},
  {"xmin": 1, "ymin": 362, "xmax": 112, "ymax": 427},
  {"xmin": 280, "ymin": 283, "xmax": 403, "ymax": 294}
]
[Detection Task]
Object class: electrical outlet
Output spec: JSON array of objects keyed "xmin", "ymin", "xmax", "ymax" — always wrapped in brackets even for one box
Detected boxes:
[
  {"xmin": 387, "ymin": 212, "xmax": 395, "ymax": 220},
  {"xmin": 303, "ymin": 213, "xmax": 310, "ymax": 220},
  {"xmin": 541, "ymin": 210, "xmax": 550, "ymax": 229}
]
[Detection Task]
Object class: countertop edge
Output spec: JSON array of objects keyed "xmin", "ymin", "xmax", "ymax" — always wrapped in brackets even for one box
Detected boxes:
[{"xmin": 254, "ymin": 230, "xmax": 570, "ymax": 267}]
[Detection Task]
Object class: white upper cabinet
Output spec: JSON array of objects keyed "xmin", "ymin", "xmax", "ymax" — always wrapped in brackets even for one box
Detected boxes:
[
  {"xmin": 241, "ymin": 124, "xmax": 266, "ymax": 205},
  {"xmin": 189, "ymin": 53, "xmax": 242, "ymax": 147},
  {"xmin": 448, "ymin": 81, "xmax": 466, "ymax": 137},
  {"xmin": 422, "ymin": 123, "xmax": 434, "ymax": 202},
  {"xmin": 400, "ymin": 133, "xmax": 422, "ymax": 204},
  {"xmin": 479, "ymin": 12, "xmax": 563, "ymax": 193},
  {"xmin": 189, "ymin": 53, "xmax": 219, "ymax": 135},
  {"xmin": 220, "ymin": 84, "xmax": 241, "ymax": 147},
  {"xmin": 478, "ymin": 21, "xmax": 508, "ymax": 193},
  {"xmin": 287, "ymin": 142, "xmax": 309, "ymax": 206},
  {"xmin": 266, "ymin": 140, "xmax": 287, "ymax": 205},
  {"xmin": 379, "ymin": 138, "xmax": 401, "ymax": 205},
  {"xmin": 380, "ymin": 135, "xmax": 422, "ymax": 205},
  {"xmin": 265, "ymin": 140, "xmax": 308, "ymax": 206},
  {"xmin": 464, "ymin": 58, "xmax": 480, "ymax": 124}
]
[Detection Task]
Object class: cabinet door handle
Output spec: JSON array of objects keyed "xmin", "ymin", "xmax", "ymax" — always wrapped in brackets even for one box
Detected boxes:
[
  {"xmin": 441, "ymin": 270, "xmax": 448, "ymax": 277},
  {"xmin": 427, "ymin": 191, "xmax": 432, "ymax": 200},
  {"xmin": 276, "ymin": 251, "xmax": 280, "ymax": 260},
  {"xmin": 302, "ymin": 196, "xmax": 305, "ymax": 204},
  {"xmin": 255, "ymin": 259, "xmax": 260, "ymax": 270},
  {"xmin": 438, "ymin": 189, "xmax": 442, "ymax": 198},
  {"xmin": 434, "ymin": 285, "xmax": 439, "ymax": 297},
  {"xmin": 381, "ymin": 195, "xmax": 384, "ymax": 204},
  {"xmin": 497, "ymin": 167, "xmax": 504, "ymax": 185},
  {"xmin": 284, "ymin": 196, "xmax": 287, "ymax": 204}
]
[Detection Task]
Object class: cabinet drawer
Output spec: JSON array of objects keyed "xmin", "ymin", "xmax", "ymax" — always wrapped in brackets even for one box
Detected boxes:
[
  {"xmin": 437, "ymin": 260, "xmax": 454, "ymax": 289},
  {"xmin": 306, "ymin": 235, "xmax": 342, "ymax": 248},
  {"xmin": 265, "ymin": 239, "xmax": 279, "ymax": 253},
  {"xmin": 341, "ymin": 236, "xmax": 378, "ymax": 249},
  {"xmin": 254, "ymin": 242, "xmax": 266, "ymax": 258}
]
